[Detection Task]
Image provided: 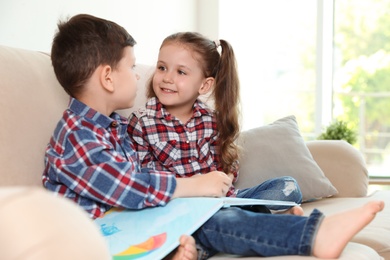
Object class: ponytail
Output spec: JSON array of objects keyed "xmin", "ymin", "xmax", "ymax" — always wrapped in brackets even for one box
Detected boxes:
[{"xmin": 213, "ymin": 39, "xmax": 241, "ymax": 174}]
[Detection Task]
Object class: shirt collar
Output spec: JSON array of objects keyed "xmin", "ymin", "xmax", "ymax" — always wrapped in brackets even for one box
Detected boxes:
[
  {"xmin": 145, "ymin": 97, "xmax": 214, "ymax": 120},
  {"xmin": 68, "ymin": 98, "xmax": 128, "ymax": 128}
]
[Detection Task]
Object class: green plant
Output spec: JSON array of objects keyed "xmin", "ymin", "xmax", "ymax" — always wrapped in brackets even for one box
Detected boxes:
[{"xmin": 317, "ymin": 120, "xmax": 357, "ymax": 145}]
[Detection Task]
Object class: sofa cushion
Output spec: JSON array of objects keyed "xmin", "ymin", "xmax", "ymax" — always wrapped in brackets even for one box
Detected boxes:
[
  {"xmin": 307, "ymin": 140, "xmax": 368, "ymax": 197},
  {"xmin": 211, "ymin": 242, "xmax": 383, "ymax": 259},
  {"xmin": 236, "ymin": 115, "xmax": 338, "ymax": 202},
  {"xmin": 0, "ymin": 45, "xmax": 69, "ymax": 186},
  {"xmin": 0, "ymin": 187, "xmax": 111, "ymax": 259}
]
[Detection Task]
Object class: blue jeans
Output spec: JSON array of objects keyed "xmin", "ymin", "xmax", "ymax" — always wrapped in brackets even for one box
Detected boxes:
[
  {"xmin": 193, "ymin": 177, "xmax": 309, "ymax": 259},
  {"xmin": 193, "ymin": 208, "xmax": 324, "ymax": 259},
  {"xmin": 236, "ymin": 176, "xmax": 303, "ymax": 210}
]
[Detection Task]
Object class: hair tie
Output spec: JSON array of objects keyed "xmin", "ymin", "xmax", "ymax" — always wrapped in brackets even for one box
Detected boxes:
[{"xmin": 214, "ymin": 40, "xmax": 220, "ymax": 48}]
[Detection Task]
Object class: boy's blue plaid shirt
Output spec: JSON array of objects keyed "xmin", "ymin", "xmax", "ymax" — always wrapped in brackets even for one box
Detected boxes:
[{"xmin": 43, "ymin": 98, "xmax": 176, "ymax": 219}]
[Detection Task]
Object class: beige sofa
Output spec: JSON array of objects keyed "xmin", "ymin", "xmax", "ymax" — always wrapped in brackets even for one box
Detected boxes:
[{"xmin": 0, "ymin": 44, "xmax": 389, "ymax": 260}]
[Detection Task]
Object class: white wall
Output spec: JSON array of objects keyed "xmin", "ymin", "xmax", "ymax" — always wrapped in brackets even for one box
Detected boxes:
[
  {"xmin": 0, "ymin": 0, "xmax": 200, "ymax": 65},
  {"xmin": 197, "ymin": 0, "xmax": 219, "ymax": 39}
]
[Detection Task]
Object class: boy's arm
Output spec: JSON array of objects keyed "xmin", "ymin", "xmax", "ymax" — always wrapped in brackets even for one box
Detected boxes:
[
  {"xmin": 173, "ymin": 171, "xmax": 233, "ymax": 198},
  {"xmin": 46, "ymin": 129, "xmax": 232, "ymax": 210},
  {"xmin": 46, "ymin": 129, "xmax": 176, "ymax": 210}
]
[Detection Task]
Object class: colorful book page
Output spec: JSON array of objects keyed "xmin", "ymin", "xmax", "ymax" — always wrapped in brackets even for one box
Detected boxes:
[{"xmin": 95, "ymin": 197, "xmax": 298, "ymax": 259}]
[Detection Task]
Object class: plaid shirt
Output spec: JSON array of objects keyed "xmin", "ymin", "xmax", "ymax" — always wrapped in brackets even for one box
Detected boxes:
[
  {"xmin": 43, "ymin": 98, "xmax": 176, "ymax": 219},
  {"xmin": 128, "ymin": 97, "xmax": 238, "ymax": 197}
]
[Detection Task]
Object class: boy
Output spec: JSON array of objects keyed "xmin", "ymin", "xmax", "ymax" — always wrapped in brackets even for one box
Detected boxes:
[{"xmin": 42, "ymin": 14, "xmax": 231, "ymax": 260}]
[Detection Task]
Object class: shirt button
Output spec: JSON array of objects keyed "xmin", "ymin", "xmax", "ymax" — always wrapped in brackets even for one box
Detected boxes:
[
  {"xmin": 188, "ymin": 159, "xmax": 192, "ymax": 163},
  {"xmin": 111, "ymin": 121, "xmax": 118, "ymax": 127},
  {"xmin": 186, "ymin": 140, "xmax": 189, "ymax": 143}
]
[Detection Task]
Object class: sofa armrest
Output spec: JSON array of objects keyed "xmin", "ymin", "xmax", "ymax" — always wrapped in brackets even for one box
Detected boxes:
[
  {"xmin": 306, "ymin": 140, "xmax": 369, "ymax": 198},
  {"xmin": 0, "ymin": 187, "xmax": 110, "ymax": 259}
]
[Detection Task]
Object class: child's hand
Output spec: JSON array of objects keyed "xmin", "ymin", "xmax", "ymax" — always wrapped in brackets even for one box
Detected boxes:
[
  {"xmin": 192, "ymin": 171, "xmax": 232, "ymax": 197},
  {"xmin": 172, "ymin": 171, "xmax": 232, "ymax": 198}
]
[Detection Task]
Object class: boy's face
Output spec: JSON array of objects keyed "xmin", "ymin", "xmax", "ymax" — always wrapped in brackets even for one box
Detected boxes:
[{"xmin": 111, "ymin": 46, "xmax": 139, "ymax": 110}]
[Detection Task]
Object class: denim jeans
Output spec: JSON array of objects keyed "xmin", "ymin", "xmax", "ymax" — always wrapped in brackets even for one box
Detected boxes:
[
  {"xmin": 193, "ymin": 207, "xmax": 324, "ymax": 259},
  {"xmin": 193, "ymin": 177, "xmax": 311, "ymax": 259},
  {"xmin": 236, "ymin": 176, "xmax": 303, "ymax": 211}
]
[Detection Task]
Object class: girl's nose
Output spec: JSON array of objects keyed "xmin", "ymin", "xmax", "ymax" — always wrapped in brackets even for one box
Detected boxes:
[{"xmin": 163, "ymin": 72, "xmax": 173, "ymax": 83}]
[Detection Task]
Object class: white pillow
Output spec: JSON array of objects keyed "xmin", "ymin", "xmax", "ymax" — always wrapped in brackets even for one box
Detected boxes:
[{"xmin": 236, "ymin": 115, "xmax": 338, "ymax": 202}]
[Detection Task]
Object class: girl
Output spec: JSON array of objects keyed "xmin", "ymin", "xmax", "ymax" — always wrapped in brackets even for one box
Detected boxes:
[
  {"xmin": 126, "ymin": 32, "xmax": 385, "ymax": 259},
  {"xmin": 128, "ymin": 32, "xmax": 302, "ymax": 215}
]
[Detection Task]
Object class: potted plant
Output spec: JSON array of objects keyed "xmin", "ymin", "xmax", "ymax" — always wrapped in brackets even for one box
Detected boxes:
[{"xmin": 317, "ymin": 119, "xmax": 357, "ymax": 145}]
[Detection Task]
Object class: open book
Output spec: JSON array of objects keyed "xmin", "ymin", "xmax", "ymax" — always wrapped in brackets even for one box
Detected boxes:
[{"xmin": 94, "ymin": 197, "xmax": 297, "ymax": 260}]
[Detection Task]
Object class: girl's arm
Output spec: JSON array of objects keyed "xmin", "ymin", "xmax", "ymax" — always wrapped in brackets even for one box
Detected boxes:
[
  {"xmin": 128, "ymin": 112, "xmax": 151, "ymax": 164},
  {"xmin": 210, "ymin": 128, "xmax": 239, "ymax": 196}
]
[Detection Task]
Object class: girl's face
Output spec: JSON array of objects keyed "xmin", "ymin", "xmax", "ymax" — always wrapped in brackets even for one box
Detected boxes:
[{"xmin": 153, "ymin": 42, "xmax": 212, "ymax": 118}]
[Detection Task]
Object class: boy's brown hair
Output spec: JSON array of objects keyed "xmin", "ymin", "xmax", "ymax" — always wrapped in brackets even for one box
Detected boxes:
[{"xmin": 51, "ymin": 14, "xmax": 136, "ymax": 98}]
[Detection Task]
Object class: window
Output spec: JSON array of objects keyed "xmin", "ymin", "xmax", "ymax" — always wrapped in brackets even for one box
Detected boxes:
[
  {"xmin": 217, "ymin": 0, "xmax": 390, "ymax": 179},
  {"xmin": 333, "ymin": 0, "xmax": 390, "ymax": 178},
  {"xmin": 219, "ymin": 0, "xmax": 318, "ymax": 134}
]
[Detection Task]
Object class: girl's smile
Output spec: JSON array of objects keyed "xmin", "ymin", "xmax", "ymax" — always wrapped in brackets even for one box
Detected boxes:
[{"xmin": 152, "ymin": 43, "xmax": 208, "ymax": 121}]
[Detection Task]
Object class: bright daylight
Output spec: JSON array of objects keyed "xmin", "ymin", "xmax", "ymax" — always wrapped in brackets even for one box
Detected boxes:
[{"xmin": 0, "ymin": 1, "xmax": 389, "ymax": 260}]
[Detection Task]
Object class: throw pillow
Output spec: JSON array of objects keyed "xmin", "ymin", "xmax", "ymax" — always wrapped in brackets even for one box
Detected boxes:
[{"xmin": 236, "ymin": 115, "xmax": 338, "ymax": 202}]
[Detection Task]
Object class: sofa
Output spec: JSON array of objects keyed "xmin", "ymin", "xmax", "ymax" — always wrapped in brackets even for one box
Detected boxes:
[{"xmin": 0, "ymin": 44, "xmax": 389, "ymax": 260}]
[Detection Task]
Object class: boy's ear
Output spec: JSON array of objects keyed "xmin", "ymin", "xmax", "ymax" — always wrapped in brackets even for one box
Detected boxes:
[
  {"xmin": 199, "ymin": 77, "xmax": 214, "ymax": 95},
  {"xmin": 100, "ymin": 65, "xmax": 114, "ymax": 92}
]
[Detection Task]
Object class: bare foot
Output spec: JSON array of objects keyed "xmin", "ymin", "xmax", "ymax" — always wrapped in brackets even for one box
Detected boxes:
[
  {"xmin": 168, "ymin": 235, "xmax": 197, "ymax": 260},
  {"xmin": 313, "ymin": 200, "xmax": 384, "ymax": 259},
  {"xmin": 274, "ymin": 206, "xmax": 304, "ymax": 216},
  {"xmin": 285, "ymin": 206, "xmax": 304, "ymax": 216}
]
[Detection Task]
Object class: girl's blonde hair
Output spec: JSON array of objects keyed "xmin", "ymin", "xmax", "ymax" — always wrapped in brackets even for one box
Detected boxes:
[{"xmin": 147, "ymin": 32, "xmax": 241, "ymax": 174}]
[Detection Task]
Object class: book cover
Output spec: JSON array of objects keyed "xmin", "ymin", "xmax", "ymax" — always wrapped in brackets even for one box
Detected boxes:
[{"xmin": 94, "ymin": 197, "xmax": 297, "ymax": 260}]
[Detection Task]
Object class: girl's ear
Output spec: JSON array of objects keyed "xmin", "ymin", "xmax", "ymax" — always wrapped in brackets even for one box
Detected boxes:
[
  {"xmin": 199, "ymin": 77, "xmax": 214, "ymax": 95},
  {"xmin": 100, "ymin": 65, "xmax": 114, "ymax": 92}
]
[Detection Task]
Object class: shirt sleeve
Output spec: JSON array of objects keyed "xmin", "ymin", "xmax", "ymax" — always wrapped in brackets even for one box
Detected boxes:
[
  {"xmin": 46, "ymin": 127, "xmax": 176, "ymax": 210},
  {"xmin": 128, "ymin": 113, "xmax": 152, "ymax": 165},
  {"xmin": 226, "ymin": 160, "xmax": 239, "ymax": 197},
  {"xmin": 230, "ymin": 160, "xmax": 239, "ymax": 184},
  {"xmin": 212, "ymin": 131, "xmax": 239, "ymax": 197}
]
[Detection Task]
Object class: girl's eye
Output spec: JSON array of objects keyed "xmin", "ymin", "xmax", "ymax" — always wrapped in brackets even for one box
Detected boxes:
[
  {"xmin": 157, "ymin": 66, "xmax": 166, "ymax": 71},
  {"xmin": 178, "ymin": 70, "xmax": 186, "ymax": 75}
]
